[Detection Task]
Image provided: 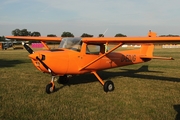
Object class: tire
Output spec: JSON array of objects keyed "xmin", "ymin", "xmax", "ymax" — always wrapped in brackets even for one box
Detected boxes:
[
  {"xmin": 103, "ymin": 80, "xmax": 115, "ymax": 92},
  {"xmin": 46, "ymin": 83, "xmax": 55, "ymax": 94}
]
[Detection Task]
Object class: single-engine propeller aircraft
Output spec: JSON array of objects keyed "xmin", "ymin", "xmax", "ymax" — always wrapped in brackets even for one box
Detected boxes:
[{"xmin": 6, "ymin": 31, "xmax": 180, "ymax": 94}]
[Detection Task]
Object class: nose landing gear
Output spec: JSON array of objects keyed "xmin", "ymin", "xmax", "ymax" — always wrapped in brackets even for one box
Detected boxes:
[{"xmin": 46, "ymin": 76, "xmax": 56, "ymax": 94}]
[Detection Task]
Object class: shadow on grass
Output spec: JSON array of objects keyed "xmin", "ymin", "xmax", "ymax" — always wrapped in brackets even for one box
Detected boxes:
[
  {"xmin": 53, "ymin": 65, "xmax": 180, "ymax": 93},
  {"xmin": 68, "ymin": 65, "xmax": 180, "ymax": 85},
  {"xmin": 174, "ymin": 104, "xmax": 180, "ymax": 120},
  {"xmin": 54, "ymin": 85, "xmax": 68, "ymax": 92},
  {"xmin": 0, "ymin": 59, "xmax": 30, "ymax": 68},
  {"xmin": 116, "ymin": 65, "xmax": 180, "ymax": 82}
]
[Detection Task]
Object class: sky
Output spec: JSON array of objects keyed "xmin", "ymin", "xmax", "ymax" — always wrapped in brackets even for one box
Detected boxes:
[{"xmin": 0, "ymin": 0, "xmax": 180, "ymax": 37}]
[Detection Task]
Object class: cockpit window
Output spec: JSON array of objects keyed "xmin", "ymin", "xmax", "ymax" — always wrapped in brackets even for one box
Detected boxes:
[
  {"xmin": 59, "ymin": 37, "xmax": 82, "ymax": 51},
  {"xmin": 86, "ymin": 44, "xmax": 100, "ymax": 54}
]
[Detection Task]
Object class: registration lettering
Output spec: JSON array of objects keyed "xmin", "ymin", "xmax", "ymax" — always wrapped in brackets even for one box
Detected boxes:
[{"xmin": 121, "ymin": 55, "xmax": 136, "ymax": 62}]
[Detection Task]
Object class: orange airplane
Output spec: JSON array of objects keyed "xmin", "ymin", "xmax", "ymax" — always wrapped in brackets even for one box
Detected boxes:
[{"xmin": 6, "ymin": 31, "xmax": 180, "ymax": 94}]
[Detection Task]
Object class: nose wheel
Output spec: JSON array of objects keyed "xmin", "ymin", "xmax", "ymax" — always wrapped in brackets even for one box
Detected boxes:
[
  {"xmin": 46, "ymin": 83, "xmax": 55, "ymax": 94},
  {"xmin": 46, "ymin": 76, "xmax": 56, "ymax": 94}
]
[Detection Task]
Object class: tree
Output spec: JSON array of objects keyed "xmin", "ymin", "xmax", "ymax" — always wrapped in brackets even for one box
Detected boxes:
[
  {"xmin": 12, "ymin": 29, "xmax": 32, "ymax": 36},
  {"xmin": 20, "ymin": 29, "xmax": 30, "ymax": 36},
  {"xmin": 12, "ymin": 29, "xmax": 21, "ymax": 36},
  {"xmin": 99, "ymin": 34, "xmax": 104, "ymax": 37},
  {"xmin": 81, "ymin": 33, "xmax": 93, "ymax": 37},
  {"xmin": 47, "ymin": 34, "xmax": 57, "ymax": 37},
  {"xmin": 61, "ymin": 32, "xmax": 74, "ymax": 37},
  {"xmin": 31, "ymin": 32, "xmax": 41, "ymax": 36},
  {"xmin": 159, "ymin": 34, "xmax": 179, "ymax": 37},
  {"xmin": 12, "ymin": 29, "xmax": 41, "ymax": 44},
  {"xmin": 115, "ymin": 33, "xmax": 127, "ymax": 37},
  {"xmin": 0, "ymin": 36, "xmax": 5, "ymax": 41}
]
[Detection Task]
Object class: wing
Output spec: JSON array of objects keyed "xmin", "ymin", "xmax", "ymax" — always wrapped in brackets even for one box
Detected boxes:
[
  {"xmin": 82, "ymin": 37, "xmax": 180, "ymax": 44},
  {"xmin": 5, "ymin": 36, "xmax": 62, "ymax": 42},
  {"xmin": 6, "ymin": 36, "xmax": 62, "ymax": 50},
  {"xmin": 82, "ymin": 31, "xmax": 180, "ymax": 44}
]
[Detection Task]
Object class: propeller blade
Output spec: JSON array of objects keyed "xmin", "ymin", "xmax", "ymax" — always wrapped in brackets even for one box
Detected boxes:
[
  {"xmin": 36, "ymin": 56, "xmax": 55, "ymax": 75},
  {"xmin": 22, "ymin": 42, "xmax": 34, "ymax": 54}
]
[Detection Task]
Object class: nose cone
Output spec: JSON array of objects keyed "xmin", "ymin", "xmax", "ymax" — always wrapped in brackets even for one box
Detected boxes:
[{"xmin": 29, "ymin": 53, "xmax": 38, "ymax": 59}]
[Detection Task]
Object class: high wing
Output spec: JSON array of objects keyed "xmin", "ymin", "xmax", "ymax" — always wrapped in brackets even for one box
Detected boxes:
[
  {"xmin": 82, "ymin": 31, "xmax": 180, "ymax": 44},
  {"xmin": 5, "ymin": 36, "xmax": 62, "ymax": 42},
  {"xmin": 5, "ymin": 36, "xmax": 62, "ymax": 50},
  {"xmin": 82, "ymin": 37, "xmax": 180, "ymax": 44}
]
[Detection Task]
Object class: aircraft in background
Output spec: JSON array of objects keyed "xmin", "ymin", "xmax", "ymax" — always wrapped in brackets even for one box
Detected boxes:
[{"xmin": 6, "ymin": 31, "xmax": 180, "ymax": 94}]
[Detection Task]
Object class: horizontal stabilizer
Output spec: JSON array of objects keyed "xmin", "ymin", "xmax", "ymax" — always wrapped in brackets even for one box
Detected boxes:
[{"xmin": 140, "ymin": 56, "xmax": 174, "ymax": 60}]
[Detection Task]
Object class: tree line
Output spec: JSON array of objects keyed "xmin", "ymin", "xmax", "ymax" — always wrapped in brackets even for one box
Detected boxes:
[
  {"xmin": 10, "ymin": 28, "xmax": 127, "ymax": 38},
  {"xmin": 12, "ymin": 29, "xmax": 41, "ymax": 36}
]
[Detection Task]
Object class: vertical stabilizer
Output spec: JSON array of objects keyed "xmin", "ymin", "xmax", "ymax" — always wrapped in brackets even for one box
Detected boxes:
[{"xmin": 140, "ymin": 44, "xmax": 154, "ymax": 57}]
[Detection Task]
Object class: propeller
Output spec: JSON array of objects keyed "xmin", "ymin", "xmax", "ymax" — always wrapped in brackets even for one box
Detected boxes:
[
  {"xmin": 36, "ymin": 56, "xmax": 55, "ymax": 75},
  {"xmin": 23, "ymin": 42, "xmax": 55, "ymax": 75},
  {"xmin": 22, "ymin": 42, "xmax": 34, "ymax": 54}
]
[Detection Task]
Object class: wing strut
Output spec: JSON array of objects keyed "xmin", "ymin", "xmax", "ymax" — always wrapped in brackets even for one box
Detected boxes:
[
  {"xmin": 79, "ymin": 43, "xmax": 123, "ymax": 71},
  {"xmin": 92, "ymin": 71, "xmax": 115, "ymax": 92},
  {"xmin": 92, "ymin": 71, "xmax": 105, "ymax": 85},
  {"xmin": 40, "ymin": 41, "xmax": 50, "ymax": 50}
]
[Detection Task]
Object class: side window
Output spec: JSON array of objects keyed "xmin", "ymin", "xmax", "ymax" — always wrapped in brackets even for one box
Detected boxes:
[
  {"xmin": 86, "ymin": 45, "xmax": 100, "ymax": 55},
  {"xmin": 71, "ymin": 44, "xmax": 81, "ymax": 52}
]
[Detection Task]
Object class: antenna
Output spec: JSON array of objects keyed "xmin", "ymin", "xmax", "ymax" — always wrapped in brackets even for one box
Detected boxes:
[
  {"xmin": 102, "ymin": 28, "xmax": 109, "ymax": 52},
  {"xmin": 102, "ymin": 28, "xmax": 108, "ymax": 37}
]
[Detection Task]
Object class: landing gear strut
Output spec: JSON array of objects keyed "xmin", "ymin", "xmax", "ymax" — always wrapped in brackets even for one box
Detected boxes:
[
  {"xmin": 46, "ymin": 76, "xmax": 56, "ymax": 94},
  {"xmin": 92, "ymin": 71, "xmax": 115, "ymax": 92}
]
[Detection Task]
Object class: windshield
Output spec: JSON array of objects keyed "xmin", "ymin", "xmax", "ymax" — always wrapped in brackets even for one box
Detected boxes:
[{"xmin": 59, "ymin": 37, "xmax": 82, "ymax": 51}]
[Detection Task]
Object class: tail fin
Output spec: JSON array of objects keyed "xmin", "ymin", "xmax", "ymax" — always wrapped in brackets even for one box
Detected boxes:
[
  {"xmin": 140, "ymin": 44, "xmax": 154, "ymax": 57},
  {"xmin": 140, "ymin": 44, "xmax": 174, "ymax": 60}
]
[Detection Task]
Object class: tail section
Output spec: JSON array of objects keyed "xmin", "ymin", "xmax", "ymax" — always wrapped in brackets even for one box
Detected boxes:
[
  {"xmin": 140, "ymin": 44, "xmax": 154, "ymax": 57},
  {"xmin": 140, "ymin": 44, "xmax": 174, "ymax": 60}
]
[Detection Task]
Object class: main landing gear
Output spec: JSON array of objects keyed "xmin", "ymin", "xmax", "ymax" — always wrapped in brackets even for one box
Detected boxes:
[
  {"xmin": 92, "ymin": 71, "xmax": 115, "ymax": 92},
  {"xmin": 103, "ymin": 80, "xmax": 114, "ymax": 92}
]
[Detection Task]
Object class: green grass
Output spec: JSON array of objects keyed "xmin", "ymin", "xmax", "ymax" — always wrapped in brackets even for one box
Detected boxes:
[{"xmin": 0, "ymin": 48, "xmax": 180, "ymax": 120}]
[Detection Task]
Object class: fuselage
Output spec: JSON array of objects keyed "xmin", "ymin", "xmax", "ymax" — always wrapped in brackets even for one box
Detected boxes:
[
  {"xmin": 29, "ymin": 47, "xmax": 150, "ymax": 76},
  {"xmin": 28, "ymin": 38, "xmax": 152, "ymax": 76}
]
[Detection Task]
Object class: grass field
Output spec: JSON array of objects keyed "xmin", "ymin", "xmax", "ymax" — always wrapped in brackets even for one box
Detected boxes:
[{"xmin": 0, "ymin": 47, "xmax": 180, "ymax": 120}]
